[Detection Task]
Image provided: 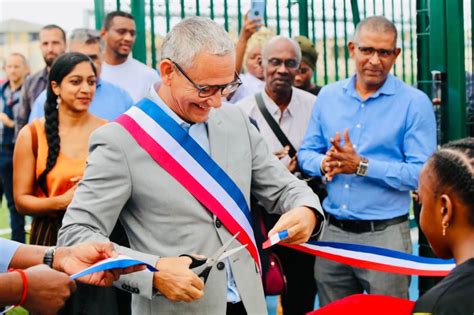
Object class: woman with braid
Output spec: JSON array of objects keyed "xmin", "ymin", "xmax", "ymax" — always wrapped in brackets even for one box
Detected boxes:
[
  {"xmin": 412, "ymin": 137, "xmax": 474, "ymax": 314},
  {"xmin": 13, "ymin": 52, "xmax": 106, "ymax": 246}
]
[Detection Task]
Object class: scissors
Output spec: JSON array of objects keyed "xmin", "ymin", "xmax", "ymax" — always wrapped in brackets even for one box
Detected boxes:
[{"xmin": 180, "ymin": 233, "xmax": 247, "ymax": 283}]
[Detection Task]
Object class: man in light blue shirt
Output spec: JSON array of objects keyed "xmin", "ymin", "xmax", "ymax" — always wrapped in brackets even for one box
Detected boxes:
[
  {"xmin": 29, "ymin": 28, "xmax": 133, "ymax": 123},
  {"xmin": 299, "ymin": 16, "xmax": 436, "ymax": 305}
]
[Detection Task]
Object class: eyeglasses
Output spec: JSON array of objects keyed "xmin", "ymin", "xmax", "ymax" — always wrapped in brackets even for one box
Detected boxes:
[
  {"xmin": 168, "ymin": 59, "xmax": 242, "ymax": 98},
  {"xmin": 267, "ymin": 58, "xmax": 299, "ymax": 69},
  {"xmin": 356, "ymin": 45, "xmax": 397, "ymax": 58}
]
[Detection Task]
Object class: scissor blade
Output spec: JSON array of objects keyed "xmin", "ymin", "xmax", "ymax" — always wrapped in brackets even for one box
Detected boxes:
[
  {"xmin": 207, "ymin": 232, "xmax": 240, "ymax": 265},
  {"xmin": 218, "ymin": 244, "xmax": 248, "ymax": 261}
]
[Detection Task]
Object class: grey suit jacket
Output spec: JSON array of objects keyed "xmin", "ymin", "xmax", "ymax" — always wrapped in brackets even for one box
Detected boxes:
[{"xmin": 58, "ymin": 102, "xmax": 323, "ymax": 315}]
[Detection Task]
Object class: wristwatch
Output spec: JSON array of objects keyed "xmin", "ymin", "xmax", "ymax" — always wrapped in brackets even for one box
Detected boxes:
[
  {"xmin": 356, "ymin": 157, "xmax": 369, "ymax": 176},
  {"xmin": 43, "ymin": 247, "xmax": 56, "ymax": 268}
]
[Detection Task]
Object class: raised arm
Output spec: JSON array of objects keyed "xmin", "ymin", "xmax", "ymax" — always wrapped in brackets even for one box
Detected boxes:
[{"xmin": 235, "ymin": 13, "xmax": 263, "ymax": 73}]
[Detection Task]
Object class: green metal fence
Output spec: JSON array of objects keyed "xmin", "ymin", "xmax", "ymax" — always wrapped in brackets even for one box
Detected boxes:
[
  {"xmin": 94, "ymin": 0, "xmax": 470, "ymax": 140},
  {"xmin": 95, "ymin": 0, "xmax": 418, "ymax": 87}
]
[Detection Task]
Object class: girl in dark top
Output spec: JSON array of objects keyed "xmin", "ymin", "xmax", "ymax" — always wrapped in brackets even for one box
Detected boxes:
[{"xmin": 413, "ymin": 137, "xmax": 474, "ymax": 314}]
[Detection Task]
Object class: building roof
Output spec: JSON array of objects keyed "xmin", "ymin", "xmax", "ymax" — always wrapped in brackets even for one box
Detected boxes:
[{"xmin": 0, "ymin": 19, "xmax": 43, "ymax": 33}]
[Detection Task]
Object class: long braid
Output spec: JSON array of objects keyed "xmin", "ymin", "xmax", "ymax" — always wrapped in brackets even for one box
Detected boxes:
[
  {"xmin": 37, "ymin": 98, "xmax": 60, "ymax": 196},
  {"xmin": 35, "ymin": 52, "xmax": 96, "ymax": 197},
  {"xmin": 430, "ymin": 137, "xmax": 474, "ymax": 225}
]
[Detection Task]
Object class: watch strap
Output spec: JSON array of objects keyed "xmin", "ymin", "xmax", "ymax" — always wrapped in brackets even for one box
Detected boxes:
[
  {"xmin": 356, "ymin": 157, "xmax": 369, "ymax": 176},
  {"xmin": 43, "ymin": 247, "xmax": 56, "ymax": 268}
]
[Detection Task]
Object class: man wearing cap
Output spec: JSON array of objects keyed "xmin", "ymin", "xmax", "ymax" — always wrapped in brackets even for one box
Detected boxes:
[{"xmin": 294, "ymin": 36, "xmax": 322, "ymax": 96}]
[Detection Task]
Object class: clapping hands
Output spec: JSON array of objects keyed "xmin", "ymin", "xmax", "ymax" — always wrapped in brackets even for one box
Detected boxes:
[{"xmin": 322, "ymin": 129, "xmax": 362, "ymax": 181}]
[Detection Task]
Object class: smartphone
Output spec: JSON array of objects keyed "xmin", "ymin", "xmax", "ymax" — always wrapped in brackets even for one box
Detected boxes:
[{"xmin": 249, "ymin": 0, "xmax": 265, "ymax": 20}]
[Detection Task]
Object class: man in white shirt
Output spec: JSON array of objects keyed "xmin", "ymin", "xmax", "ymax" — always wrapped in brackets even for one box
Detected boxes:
[
  {"xmin": 236, "ymin": 36, "xmax": 317, "ymax": 315},
  {"xmin": 100, "ymin": 11, "xmax": 160, "ymax": 102}
]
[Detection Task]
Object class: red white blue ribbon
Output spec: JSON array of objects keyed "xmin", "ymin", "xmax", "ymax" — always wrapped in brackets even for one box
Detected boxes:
[
  {"xmin": 262, "ymin": 230, "xmax": 289, "ymax": 249},
  {"xmin": 263, "ymin": 231, "xmax": 454, "ymax": 276},
  {"xmin": 70, "ymin": 255, "xmax": 157, "ymax": 280},
  {"xmin": 116, "ymin": 99, "xmax": 260, "ymax": 270}
]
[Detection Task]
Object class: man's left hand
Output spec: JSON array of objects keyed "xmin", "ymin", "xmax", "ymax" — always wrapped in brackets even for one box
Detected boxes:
[
  {"xmin": 54, "ymin": 242, "xmax": 146, "ymax": 287},
  {"xmin": 267, "ymin": 207, "xmax": 317, "ymax": 244},
  {"xmin": 324, "ymin": 129, "xmax": 361, "ymax": 181}
]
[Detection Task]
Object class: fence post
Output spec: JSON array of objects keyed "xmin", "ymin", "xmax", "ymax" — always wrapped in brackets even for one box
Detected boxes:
[
  {"xmin": 94, "ymin": 0, "xmax": 105, "ymax": 30},
  {"xmin": 131, "ymin": 0, "xmax": 147, "ymax": 63},
  {"xmin": 350, "ymin": 0, "xmax": 360, "ymax": 28},
  {"xmin": 299, "ymin": 0, "xmax": 309, "ymax": 36},
  {"xmin": 149, "ymin": 0, "xmax": 157, "ymax": 69},
  {"xmin": 444, "ymin": 0, "xmax": 466, "ymax": 140}
]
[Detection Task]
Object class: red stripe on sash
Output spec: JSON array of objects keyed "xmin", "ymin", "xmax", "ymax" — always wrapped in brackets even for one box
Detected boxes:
[{"xmin": 116, "ymin": 115, "xmax": 260, "ymax": 270}]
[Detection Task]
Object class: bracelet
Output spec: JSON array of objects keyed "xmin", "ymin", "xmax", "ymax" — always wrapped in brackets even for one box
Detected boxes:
[{"xmin": 8, "ymin": 268, "xmax": 28, "ymax": 306}]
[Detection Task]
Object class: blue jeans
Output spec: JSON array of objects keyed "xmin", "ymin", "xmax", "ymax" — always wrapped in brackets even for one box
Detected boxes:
[{"xmin": 0, "ymin": 148, "xmax": 25, "ymax": 243}]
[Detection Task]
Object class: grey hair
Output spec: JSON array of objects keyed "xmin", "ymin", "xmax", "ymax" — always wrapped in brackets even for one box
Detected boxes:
[
  {"xmin": 354, "ymin": 16, "xmax": 398, "ymax": 45},
  {"xmin": 160, "ymin": 16, "xmax": 235, "ymax": 70},
  {"xmin": 261, "ymin": 36, "xmax": 302, "ymax": 67},
  {"xmin": 69, "ymin": 28, "xmax": 104, "ymax": 51}
]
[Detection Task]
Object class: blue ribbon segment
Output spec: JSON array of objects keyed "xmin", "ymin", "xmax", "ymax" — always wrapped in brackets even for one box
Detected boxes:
[{"xmin": 70, "ymin": 257, "xmax": 157, "ymax": 280}]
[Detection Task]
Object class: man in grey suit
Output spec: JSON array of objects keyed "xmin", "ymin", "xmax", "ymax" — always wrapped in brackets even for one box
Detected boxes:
[{"xmin": 58, "ymin": 17, "xmax": 323, "ymax": 315}]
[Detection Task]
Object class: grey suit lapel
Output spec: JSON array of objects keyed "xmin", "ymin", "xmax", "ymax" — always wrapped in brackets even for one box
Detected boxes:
[{"xmin": 208, "ymin": 110, "xmax": 228, "ymax": 172}]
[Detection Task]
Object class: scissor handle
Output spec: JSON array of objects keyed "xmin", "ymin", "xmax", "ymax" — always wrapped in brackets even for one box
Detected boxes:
[
  {"xmin": 179, "ymin": 254, "xmax": 206, "ymax": 269},
  {"xmin": 198, "ymin": 266, "xmax": 212, "ymax": 283}
]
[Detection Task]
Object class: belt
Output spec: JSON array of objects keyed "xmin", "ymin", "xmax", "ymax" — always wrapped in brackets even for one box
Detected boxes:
[{"xmin": 327, "ymin": 214, "xmax": 408, "ymax": 234}]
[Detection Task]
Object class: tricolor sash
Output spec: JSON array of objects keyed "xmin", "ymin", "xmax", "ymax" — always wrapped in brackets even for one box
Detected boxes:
[{"xmin": 116, "ymin": 99, "xmax": 260, "ymax": 270}]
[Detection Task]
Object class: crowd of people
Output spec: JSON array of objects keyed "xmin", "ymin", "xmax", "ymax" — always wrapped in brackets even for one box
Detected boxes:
[{"xmin": 0, "ymin": 9, "xmax": 472, "ymax": 315}]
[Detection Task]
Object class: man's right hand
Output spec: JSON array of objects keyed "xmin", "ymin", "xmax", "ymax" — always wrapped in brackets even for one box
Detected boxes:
[
  {"xmin": 23, "ymin": 265, "xmax": 77, "ymax": 315},
  {"xmin": 153, "ymin": 257, "xmax": 204, "ymax": 303},
  {"xmin": 274, "ymin": 145, "xmax": 290, "ymax": 160}
]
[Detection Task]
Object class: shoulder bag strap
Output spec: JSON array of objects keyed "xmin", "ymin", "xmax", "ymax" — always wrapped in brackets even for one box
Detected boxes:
[{"xmin": 254, "ymin": 93, "xmax": 296, "ymax": 157}]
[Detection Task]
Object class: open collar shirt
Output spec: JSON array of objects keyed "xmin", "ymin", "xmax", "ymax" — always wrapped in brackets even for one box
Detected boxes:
[
  {"xmin": 237, "ymin": 87, "xmax": 316, "ymax": 166},
  {"xmin": 298, "ymin": 74, "xmax": 437, "ymax": 220}
]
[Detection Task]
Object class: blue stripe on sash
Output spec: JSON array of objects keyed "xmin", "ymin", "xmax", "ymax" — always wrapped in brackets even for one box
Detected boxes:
[
  {"xmin": 308, "ymin": 241, "xmax": 455, "ymax": 265},
  {"xmin": 135, "ymin": 99, "xmax": 252, "ymax": 224}
]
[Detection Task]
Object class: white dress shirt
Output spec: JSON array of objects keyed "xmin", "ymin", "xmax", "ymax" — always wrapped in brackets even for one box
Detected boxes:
[{"xmin": 237, "ymin": 87, "xmax": 316, "ymax": 166}]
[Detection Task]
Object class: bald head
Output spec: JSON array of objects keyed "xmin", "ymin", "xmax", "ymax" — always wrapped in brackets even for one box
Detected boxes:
[
  {"xmin": 261, "ymin": 36, "xmax": 302, "ymax": 66},
  {"xmin": 354, "ymin": 16, "xmax": 398, "ymax": 45}
]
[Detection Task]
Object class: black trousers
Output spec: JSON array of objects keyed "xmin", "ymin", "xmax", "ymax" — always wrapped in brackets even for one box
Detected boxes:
[{"xmin": 226, "ymin": 302, "xmax": 247, "ymax": 315}]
